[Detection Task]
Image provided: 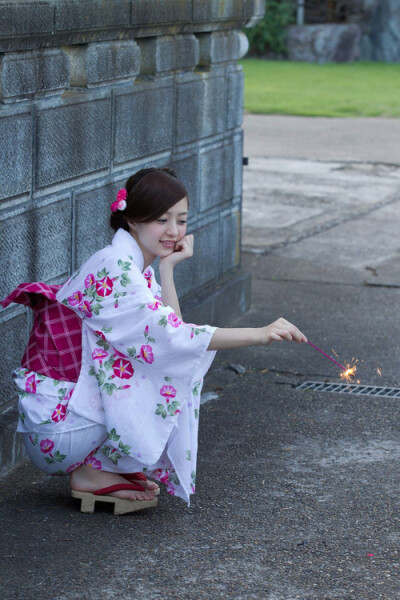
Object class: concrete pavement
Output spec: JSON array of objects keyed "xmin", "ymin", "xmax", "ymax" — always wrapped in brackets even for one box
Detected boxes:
[
  {"xmin": 243, "ymin": 114, "xmax": 400, "ymax": 164},
  {"xmin": 1, "ymin": 115, "xmax": 400, "ymax": 599}
]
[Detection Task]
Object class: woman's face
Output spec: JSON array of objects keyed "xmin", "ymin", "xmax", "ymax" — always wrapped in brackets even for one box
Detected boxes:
[{"xmin": 129, "ymin": 197, "xmax": 188, "ymax": 265}]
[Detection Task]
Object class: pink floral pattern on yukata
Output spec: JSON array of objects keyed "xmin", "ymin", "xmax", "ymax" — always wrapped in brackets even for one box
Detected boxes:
[
  {"xmin": 187, "ymin": 323, "xmax": 207, "ymax": 339},
  {"xmin": 167, "ymin": 313, "xmax": 182, "ymax": 328},
  {"xmin": 50, "ymin": 387, "xmax": 73, "ymax": 423},
  {"xmin": 147, "ymin": 300, "xmax": 162, "ymax": 311},
  {"xmin": 84, "ymin": 455, "xmax": 102, "ymax": 469},
  {"xmin": 96, "ymin": 276, "xmax": 114, "ymax": 297},
  {"xmin": 25, "ymin": 373, "xmax": 38, "ymax": 393},
  {"xmin": 51, "ymin": 403, "xmax": 67, "ymax": 422},
  {"xmin": 140, "ymin": 344, "xmax": 154, "ymax": 364},
  {"xmin": 84, "ymin": 273, "xmax": 96, "ymax": 288},
  {"xmin": 143, "ymin": 269, "xmax": 152, "ymax": 288},
  {"xmin": 62, "ymin": 260, "xmax": 132, "ymax": 317},
  {"xmin": 155, "ymin": 378, "xmax": 181, "ymax": 419},
  {"xmin": 92, "ymin": 348, "xmax": 108, "ymax": 364},
  {"xmin": 28, "ymin": 435, "xmax": 67, "ymax": 466},
  {"xmin": 160, "ymin": 384, "xmax": 177, "ymax": 402},
  {"xmin": 40, "ymin": 438, "xmax": 54, "ymax": 454},
  {"xmin": 88, "ymin": 325, "xmax": 157, "ymax": 396},
  {"xmin": 112, "ymin": 358, "xmax": 134, "ymax": 379},
  {"xmin": 153, "ymin": 467, "xmax": 180, "ymax": 495}
]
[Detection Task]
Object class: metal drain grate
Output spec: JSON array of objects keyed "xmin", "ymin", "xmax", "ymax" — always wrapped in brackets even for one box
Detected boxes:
[{"xmin": 296, "ymin": 381, "xmax": 400, "ymax": 398}]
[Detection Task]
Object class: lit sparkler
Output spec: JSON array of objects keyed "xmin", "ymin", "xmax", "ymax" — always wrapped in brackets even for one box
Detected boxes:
[
  {"xmin": 307, "ymin": 341, "xmax": 356, "ymax": 380},
  {"xmin": 340, "ymin": 362, "xmax": 357, "ymax": 381}
]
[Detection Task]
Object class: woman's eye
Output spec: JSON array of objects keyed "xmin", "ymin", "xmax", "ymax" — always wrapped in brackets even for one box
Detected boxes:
[
  {"xmin": 157, "ymin": 219, "xmax": 167, "ymax": 223},
  {"xmin": 179, "ymin": 221, "xmax": 187, "ymax": 225}
]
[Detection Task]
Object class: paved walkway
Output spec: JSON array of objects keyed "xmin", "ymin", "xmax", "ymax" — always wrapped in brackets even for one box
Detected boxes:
[
  {"xmin": 1, "ymin": 115, "xmax": 400, "ymax": 600},
  {"xmin": 243, "ymin": 114, "xmax": 400, "ymax": 164}
]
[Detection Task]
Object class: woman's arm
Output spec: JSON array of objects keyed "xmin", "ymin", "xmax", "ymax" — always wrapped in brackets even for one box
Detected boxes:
[
  {"xmin": 159, "ymin": 262, "xmax": 182, "ymax": 319},
  {"xmin": 208, "ymin": 318, "xmax": 307, "ymax": 351},
  {"xmin": 158, "ymin": 234, "xmax": 194, "ymax": 320}
]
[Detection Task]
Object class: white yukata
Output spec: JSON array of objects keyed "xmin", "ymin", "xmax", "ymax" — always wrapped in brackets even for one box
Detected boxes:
[{"xmin": 16, "ymin": 229, "xmax": 216, "ymax": 504}]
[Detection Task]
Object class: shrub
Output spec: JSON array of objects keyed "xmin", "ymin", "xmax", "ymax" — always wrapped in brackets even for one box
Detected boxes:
[{"xmin": 245, "ymin": 0, "xmax": 296, "ymax": 56}]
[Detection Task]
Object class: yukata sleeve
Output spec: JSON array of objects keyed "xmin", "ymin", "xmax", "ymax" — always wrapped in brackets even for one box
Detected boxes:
[{"xmin": 57, "ymin": 254, "xmax": 217, "ymax": 391}]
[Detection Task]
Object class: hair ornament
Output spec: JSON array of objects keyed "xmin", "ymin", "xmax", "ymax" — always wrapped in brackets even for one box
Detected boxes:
[{"xmin": 111, "ymin": 188, "xmax": 127, "ymax": 212}]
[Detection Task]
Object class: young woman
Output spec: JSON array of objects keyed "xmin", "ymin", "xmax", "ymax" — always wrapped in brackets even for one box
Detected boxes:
[{"xmin": 2, "ymin": 167, "xmax": 307, "ymax": 515}]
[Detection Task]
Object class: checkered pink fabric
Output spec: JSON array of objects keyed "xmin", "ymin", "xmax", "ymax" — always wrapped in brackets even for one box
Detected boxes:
[{"xmin": 1, "ymin": 282, "xmax": 82, "ymax": 382}]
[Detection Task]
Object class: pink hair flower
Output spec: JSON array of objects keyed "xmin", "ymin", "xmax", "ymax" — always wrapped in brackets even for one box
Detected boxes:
[{"xmin": 111, "ymin": 189, "xmax": 127, "ymax": 212}]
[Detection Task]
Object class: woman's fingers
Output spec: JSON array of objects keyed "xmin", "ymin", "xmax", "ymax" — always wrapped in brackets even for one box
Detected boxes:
[
  {"xmin": 176, "ymin": 234, "xmax": 193, "ymax": 257},
  {"xmin": 269, "ymin": 319, "xmax": 307, "ymax": 344}
]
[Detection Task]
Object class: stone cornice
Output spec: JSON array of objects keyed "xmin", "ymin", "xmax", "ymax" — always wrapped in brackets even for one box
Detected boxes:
[{"xmin": 0, "ymin": 0, "xmax": 265, "ymax": 53}]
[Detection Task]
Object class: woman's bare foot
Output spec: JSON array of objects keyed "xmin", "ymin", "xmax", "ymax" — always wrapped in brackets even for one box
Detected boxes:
[
  {"xmin": 123, "ymin": 473, "xmax": 159, "ymax": 493},
  {"xmin": 70, "ymin": 465, "xmax": 156, "ymax": 501}
]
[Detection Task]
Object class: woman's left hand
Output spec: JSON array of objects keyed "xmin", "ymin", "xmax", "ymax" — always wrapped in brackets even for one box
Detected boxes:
[{"xmin": 159, "ymin": 234, "xmax": 194, "ymax": 269}]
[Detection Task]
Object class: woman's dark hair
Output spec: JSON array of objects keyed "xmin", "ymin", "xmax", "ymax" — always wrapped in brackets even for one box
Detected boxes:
[{"xmin": 110, "ymin": 167, "xmax": 188, "ymax": 233}]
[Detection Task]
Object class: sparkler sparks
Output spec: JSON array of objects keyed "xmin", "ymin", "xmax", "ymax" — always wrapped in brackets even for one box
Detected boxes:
[
  {"xmin": 308, "ymin": 342, "xmax": 357, "ymax": 380},
  {"xmin": 340, "ymin": 364, "xmax": 357, "ymax": 381},
  {"xmin": 377, "ymin": 367, "xmax": 382, "ymax": 377},
  {"xmin": 340, "ymin": 358, "xmax": 358, "ymax": 381}
]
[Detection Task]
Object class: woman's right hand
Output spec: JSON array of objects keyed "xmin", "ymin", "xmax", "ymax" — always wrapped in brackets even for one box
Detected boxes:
[{"xmin": 259, "ymin": 318, "xmax": 307, "ymax": 346}]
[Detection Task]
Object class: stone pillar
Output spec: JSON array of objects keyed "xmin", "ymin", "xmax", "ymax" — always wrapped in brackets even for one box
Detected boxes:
[{"xmin": 0, "ymin": 0, "xmax": 265, "ymax": 473}]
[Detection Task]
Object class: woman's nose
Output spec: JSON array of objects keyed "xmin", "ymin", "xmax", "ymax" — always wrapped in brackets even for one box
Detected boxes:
[{"xmin": 166, "ymin": 221, "xmax": 178, "ymax": 236}]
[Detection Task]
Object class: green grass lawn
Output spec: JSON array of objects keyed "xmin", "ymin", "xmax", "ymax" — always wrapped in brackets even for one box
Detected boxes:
[{"xmin": 240, "ymin": 59, "xmax": 400, "ymax": 117}]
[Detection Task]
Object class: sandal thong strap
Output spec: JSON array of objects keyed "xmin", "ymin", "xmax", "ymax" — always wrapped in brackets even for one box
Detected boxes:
[
  {"xmin": 123, "ymin": 472, "xmax": 147, "ymax": 481},
  {"xmin": 93, "ymin": 482, "xmax": 145, "ymax": 495}
]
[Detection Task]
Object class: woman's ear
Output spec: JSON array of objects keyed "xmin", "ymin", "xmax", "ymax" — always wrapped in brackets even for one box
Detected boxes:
[{"xmin": 127, "ymin": 220, "xmax": 137, "ymax": 232}]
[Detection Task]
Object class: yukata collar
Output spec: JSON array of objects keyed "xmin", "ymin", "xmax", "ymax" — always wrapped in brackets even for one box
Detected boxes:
[{"xmin": 112, "ymin": 228, "xmax": 145, "ymax": 272}]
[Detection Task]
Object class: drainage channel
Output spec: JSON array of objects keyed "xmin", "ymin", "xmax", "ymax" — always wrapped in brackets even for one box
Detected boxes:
[{"xmin": 296, "ymin": 381, "xmax": 400, "ymax": 398}]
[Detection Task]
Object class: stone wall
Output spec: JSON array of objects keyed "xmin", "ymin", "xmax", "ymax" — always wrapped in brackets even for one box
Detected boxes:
[
  {"xmin": 290, "ymin": 1, "xmax": 400, "ymax": 62},
  {"xmin": 287, "ymin": 23, "xmax": 361, "ymax": 63},
  {"xmin": 363, "ymin": 0, "xmax": 400, "ymax": 61},
  {"xmin": 0, "ymin": 0, "xmax": 265, "ymax": 473}
]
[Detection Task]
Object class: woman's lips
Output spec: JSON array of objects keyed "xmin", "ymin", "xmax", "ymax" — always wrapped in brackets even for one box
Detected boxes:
[{"xmin": 160, "ymin": 240, "xmax": 176, "ymax": 248}]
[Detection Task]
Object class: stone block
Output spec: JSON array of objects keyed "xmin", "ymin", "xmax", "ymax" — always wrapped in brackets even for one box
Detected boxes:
[
  {"xmin": 193, "ymin": 0, "xmax": 243, "ymax": 21},
  {"xmin": 55, "ymin": 0, "xmax": 130, "ymax": 31},
  {"xmin": 66, "ymin": 42, "xmax": 141, "ymax": 87},
  {"xmin": 86, "ymin": 41, "xmax": 140, "ymax": 84},
  {"xmin": 223, "ymin": 139, "xmax": 234, "ymax": 202},
  {"xmin": 193, "ymin": 218, "xmax": 220, "ymax": 286},
  {"xmin": 370, "ymin": 0, "xmax": 400, "ymax": 62},
  {"xmin": 221, "ymin": 210, "xmax": 241, "ymax": 272},
  {"xmin": 139, "ymin": 35, "xmax": 199, "ymax": 75},
  {"xmin": 0, "ymin": 408, "xmax": 27, "ymax": 474},
  {"xmin": 226, "ymin": 65, "xmax": 244, "ymax": 130},
  {"xmin": 0, "ymin": 110, "xmax": 32, "ymax": 200},
  {"xmin": 73, "ymin": 182, "xmax": 118, "ymax": 268},
  {"xmin": 113, "ymin": 82, "xmax": 173, "ymax": 164},
  {"xmin": 198, "ymin": 31, "xmax": 242, "ymax": 65},
  {"xmin": 0, "ymin": 312, "xmax": 29, "ymax": 410},
  {"xmin": 36, "ymin": 98, "xmax": 111, "ymax": 188},
  {"xmin": 0, "ymin": 49, "xmax": 70, "ymax": 99},
  {"xmin": 173, "ymin": 218, "xmax": 220, "ymax": 296},
  {"xmin": 199, "ymin": 144, "xmax": 225, "ymax": 212},
  {"xmin": 131, "ymin": 0, "xmax": 191, "ymax": 25},
  {"xmin": 176, "ymin": 73, "xmax": 225, "ymax": 145},
  {"xmin": 232, "ymin": 131, "xmax": 244, "ymax": 199},
  {"xmin": 169, "ymin": 153, "xmax": 199, "ymax": 215},
  {"xmin": 287, "ymin": 24, "xmax": 361, "ymax": 63},
  {"xmin": 0, "ymin": 198, "xmax": 72, "ymax": 301},
  {"xmin": 211, "ymin": 268, "xmax": 252, "ymax": 327},
  {"xmin": 173, "ymin": 249, "xmax": 197, "ymax": 298},
  {"xmin": 0, "ymin": 2, "xmax": 54, "ymax": 37},
  {"xmin": 202, "ymin": 74, "xmax": 226, "ymax": 139},
  {"xmin": 175, "ymin": 76, "xmax": 204, "ymax": 145},
  {"xmin": 181, "ymin": 267, "xmax": 252, "ymax": 328}
]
